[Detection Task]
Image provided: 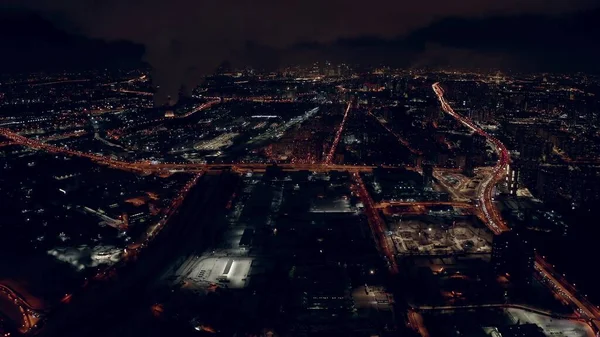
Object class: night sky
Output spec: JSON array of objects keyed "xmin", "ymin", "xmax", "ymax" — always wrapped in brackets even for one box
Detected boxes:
[{"xmin": 2, "ymin": 0, "xmax": 600, "ymax": 102}]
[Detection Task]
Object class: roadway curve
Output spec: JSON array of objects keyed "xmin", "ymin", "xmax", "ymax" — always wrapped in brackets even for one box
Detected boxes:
[
  {"xmin": 0, "ymin": 284, "xmax": 42, "ymax": 333},
  {"xmin": 432, "ymin": 83, "xmax": 509, "ymax": 233},
  {"xmin": 432, "ymin": 82, "xmax": 600, "ymax": 331}
]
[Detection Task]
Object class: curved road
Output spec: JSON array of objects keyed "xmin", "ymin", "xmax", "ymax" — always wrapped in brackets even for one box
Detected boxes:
[
  {"xmin": 0, "ymin": 284, "xmax": 42, "ymax": 333},
  {"xmin": 432, "ymin": 82, "xmax": 600, "ymax": 332}
]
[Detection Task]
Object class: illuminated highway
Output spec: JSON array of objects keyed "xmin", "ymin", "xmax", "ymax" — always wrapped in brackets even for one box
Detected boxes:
[
  {"xmin": 432, "ymin": 170, "xmax": 471, "ymax": 202},
  {"xmin": 408, "ymin": 310, "xmax": 430, "ymax": 337},
  {"xmin": 351, "ymin": 172, "xmax": 399, "ymax": 274},
  {"xmin": 432, "ymin": 82, "xmax": 509, "ymax": 234},
  {"xmin": 103, "ymin": 74, "xmax": 148, "ymax": 87},
  {"xmin": 38, "ymin": 172, "xmax": 209, "ymax": 337},
  {"xmin": 325, "ymin": 100, "xmax": 352, "ymax": 164},
  {"xmin": 0, "ymin": 284, "xmax": 42, "ymax": 333},
  {"xmin": 413, "ymin": 302, "xmax": 579, "ymax": 320},
  {"xmin": 3, "ymin": 81, "xmax": 595, "ymax": 331},
  {"xmin": 0, "ymin": 127, "xmax": 400, "ymax": 175},
  {"xmin": 432, "ymin": 82, "xmax": 600, "ymax": 331}
]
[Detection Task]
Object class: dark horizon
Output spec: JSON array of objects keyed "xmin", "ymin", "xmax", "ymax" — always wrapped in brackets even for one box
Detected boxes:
[{"xmin": 2, "ymin": 2, "xmax": 600, "ymax": 102}]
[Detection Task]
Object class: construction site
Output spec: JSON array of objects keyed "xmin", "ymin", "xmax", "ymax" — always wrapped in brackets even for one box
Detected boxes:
[{"xmin": 389, "ymin": 216, "xmax": 493, "ymax": 255}]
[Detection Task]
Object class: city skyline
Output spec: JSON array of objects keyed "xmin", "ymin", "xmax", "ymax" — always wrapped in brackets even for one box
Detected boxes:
[{"xmin": 2, "ymin": 2, "xmax": 600, "ymax": 103}]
